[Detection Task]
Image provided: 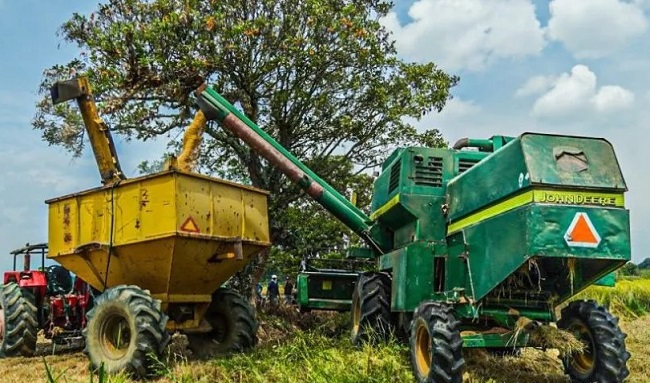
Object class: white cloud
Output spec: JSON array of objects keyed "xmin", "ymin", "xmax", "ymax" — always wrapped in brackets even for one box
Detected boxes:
[
  {"xmin": 438, "ymin": 97, "xmax": 481, "ymax": 118},
  {"xmin": 547, "ymin": 0, "xmax": 648, "ymax": 58},
  {"xmin": 515, "ymin": 75, "xmax": 557, "ymax": 98},
  {"xmin": 529, "ymin": 65, "xmax": 635, "ymax": 118},
  {"xmin": 381, "ymin": 0, "xmax": 545, "ymax": 71},
  {"xmin": 592, "ymin": 85, "xmax": 636, "ymax": 113},
  {"xmin": 634, "ymin": 0, "xmax": 650, "ymax": 9}
]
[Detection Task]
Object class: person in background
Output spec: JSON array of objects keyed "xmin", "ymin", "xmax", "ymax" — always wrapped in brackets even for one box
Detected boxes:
[
  {"xmin": 267, "ymin": 275, "xmax": 280, "ymax": 307},
  {"xmin": 284, "ymin": 277, "xmax": 294, "ymax": 304},
  {"xmin": 255, "ymin": 282, "xmax": 263, "ymax": 309}
]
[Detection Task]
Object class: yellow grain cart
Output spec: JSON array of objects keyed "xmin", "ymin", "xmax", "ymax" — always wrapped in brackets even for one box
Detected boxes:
[{"xmin": 46, "ymin": 170, "xmax": 270, "ymax": 376}]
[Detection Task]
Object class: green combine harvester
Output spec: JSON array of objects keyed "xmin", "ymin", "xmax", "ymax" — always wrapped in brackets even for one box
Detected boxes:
[{"xmin": 196, "ymin": 85, "xmax": 631, "ymax": 383}]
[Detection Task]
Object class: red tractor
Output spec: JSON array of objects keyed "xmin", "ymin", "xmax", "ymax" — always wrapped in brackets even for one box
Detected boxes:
[{"xmin": 0, "ymin": 243, "xmax": 94, "ymax": 357}]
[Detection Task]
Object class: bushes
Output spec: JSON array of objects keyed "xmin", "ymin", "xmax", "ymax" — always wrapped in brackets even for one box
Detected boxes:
[{"xmin": 619, "ymin": 262, "xmax": 639, "ymax": 277}]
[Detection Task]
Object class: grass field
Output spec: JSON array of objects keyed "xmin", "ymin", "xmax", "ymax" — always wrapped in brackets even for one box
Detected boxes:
[
  {"xmin": 574, "ymin": 278, "xmax": 650, "ymax": 318},
  {"xmin": 3, "ymin": 279, "xmax": 650, "ymax": 383}
]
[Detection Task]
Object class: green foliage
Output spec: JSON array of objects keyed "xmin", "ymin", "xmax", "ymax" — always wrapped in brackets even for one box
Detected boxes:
[
  {"xmin": 44, "ymin": 358, "xmax": 68, "ymax": 383},
  {"xmin": 264, "ymin": 248, "xmax": 302, "ymax": 280},
  {"xmin": 619, "ymin": 261, "xmax": 639, "ymax": 277},
  {"xmin": 44, "ymin": 360, "xmax": 124, "ymax": 383},
  {"xmin": 33, "ymin": 0, "xmax": 455, "ymax": 230},
  {"xmin": 210, "ymin": 330, "xmax": 412, "ymax": 383},
  {"xmin": 33, "ymin": 0, "xmax": 457, "ymax": 295}
]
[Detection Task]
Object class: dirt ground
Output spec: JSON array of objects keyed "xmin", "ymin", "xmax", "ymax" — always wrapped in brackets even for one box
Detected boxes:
[{"xmin": 1, "ymin": 317, "xmax": 647, "ymax": 383}]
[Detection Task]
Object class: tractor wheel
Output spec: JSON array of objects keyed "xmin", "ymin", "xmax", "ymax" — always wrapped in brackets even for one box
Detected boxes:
[
  {"xmin": 350, "ymin": 272, "xmax": 392, "ymax": 345},
  {"xmin": 83, "ymin": 285, "xmax": 169, "ymax": 379},
  {"xmin": 409, "ymin": 302, "xmax": 465, "ymax": 383},
  {"xmin": 0, "ymin": 283, "xmax": 37, "ymax": 357},
  {"xmin": 557, "ymin": 300, "xmax": 630, "ymax": 383},
  {"xmin": 187, "ymin": 288, "xmax": 258, "ymax": 358}
]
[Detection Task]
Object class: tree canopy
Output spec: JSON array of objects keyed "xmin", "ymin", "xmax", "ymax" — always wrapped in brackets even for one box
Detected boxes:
[{"xmin": 33, "ymin": 0, "xmax": 458, "ymax": 281}]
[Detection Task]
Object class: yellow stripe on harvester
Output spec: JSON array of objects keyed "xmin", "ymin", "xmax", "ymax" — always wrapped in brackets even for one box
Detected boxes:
[
  {"xmin": 447, "ymin": 189, "xmax": 625, "ymax": 234},
  {"xmin": 370, "ymin": 194, "xmax": 400, "ymax": 221}
]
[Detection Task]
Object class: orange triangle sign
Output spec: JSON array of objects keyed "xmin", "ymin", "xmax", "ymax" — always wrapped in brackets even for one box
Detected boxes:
[
  {"xmin": 565, "ymin": 212, "xmax": 600, "ymax": 248},
  {"xmin": 180, "ymin": 217, "xmax": 200, "ymax": 233}
]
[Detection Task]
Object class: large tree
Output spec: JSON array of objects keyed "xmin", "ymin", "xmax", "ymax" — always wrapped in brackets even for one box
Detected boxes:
[{"xmin": 33, "ymin": 0, "xmax": 457, "ymax": 290}]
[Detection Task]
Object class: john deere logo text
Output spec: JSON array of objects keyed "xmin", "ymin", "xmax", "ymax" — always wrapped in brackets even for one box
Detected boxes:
[{"xmin": 536, "ymin": 192, "xmax": 619, "ymax": 207}]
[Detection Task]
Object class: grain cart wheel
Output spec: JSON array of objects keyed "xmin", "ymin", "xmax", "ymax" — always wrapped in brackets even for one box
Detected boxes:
[
  {"xmin": 187, "ymin": 288, "xmax": 258, "ymax": 358},
  {"xmin": 350, "ymin": 272, "xmax": 392, "ymax": 345},
  {"xmin": 558, "ymin": 300, "xmax": 630, "ymax": 383},
  {"xmin": 83, "ymin": 285, "xmax": 169, "ymax": 379},
  {"xmin": 0, "ymin": 283, "xmax": 37, "ymax": 357},
  {"xmin": 409, "ymin": 302, "xmax": 465, "ymax": 383}
]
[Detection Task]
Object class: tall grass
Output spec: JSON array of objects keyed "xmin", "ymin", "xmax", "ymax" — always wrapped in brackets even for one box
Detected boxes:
[
  {"xmin": 42, "ymin": 277, "xmax": 650, "ymax": 383},
  {"xmin": 574, "ymin": 278, "xmax": 650, "ymax": 318},
  {"xmin": 208, "ymin": 331, "xmax": 413, "ymax": 383}
]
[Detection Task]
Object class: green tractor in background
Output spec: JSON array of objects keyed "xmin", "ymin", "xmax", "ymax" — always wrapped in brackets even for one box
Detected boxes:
[
  {"xmin": 197, "ymin": 85, "xmax": 631, "ymax": 383},
  {"xmin": 296, "ymin": 254, "xmax": 373, "ymax": 313}
]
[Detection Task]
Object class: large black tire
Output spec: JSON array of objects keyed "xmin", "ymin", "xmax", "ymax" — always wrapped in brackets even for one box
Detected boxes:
[
  {"xmin": 83, "ymin": 285, "xmax": 170, "ymax": 379},
  {"xmin": 350, "ymin": 272, "xmax": 392, "ymax": 345},
  {"xmin": 409, "ymin": 302, "xmax": 465, "ymax": 383},
  {"xmin": 558, "ymin": 300, "xmax": 630, "ymax": 383},
  {"xmin": 187, "ymin": 288, "xmax": 258, "ymax": 358},
  {"xmin": 0, "ymin": 283, "xmax": 37, "ymax": 357}
]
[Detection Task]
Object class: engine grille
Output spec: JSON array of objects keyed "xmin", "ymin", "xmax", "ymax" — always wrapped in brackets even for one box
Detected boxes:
[
  {"xmin": 458, "ymin": 158, "xmax": 479, "ymax": 174},
  {"xmin": 388, "ymin": 161, "xmax": 400, "ymax": 192},
  {"xmin": 414, "ymin": 156, "xmax": 443, "ymax": 187}
]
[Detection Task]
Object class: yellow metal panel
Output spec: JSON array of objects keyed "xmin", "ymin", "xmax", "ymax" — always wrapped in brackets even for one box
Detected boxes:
[
  {"xmin": 174, "ymin": 173, "xmax": 270, "ymax": 242},
  {"xmin": 46, "ymin": 170, "xmax": 270, "ymax": 303},
  {"xmin": 243, "ymin": 190, "xmax": 271, "ymax": 243}
]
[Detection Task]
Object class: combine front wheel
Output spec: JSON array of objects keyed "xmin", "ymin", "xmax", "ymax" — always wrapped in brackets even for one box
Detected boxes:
[
  {"xmin": 350, "ymin": 272, "xmax": 392, "ymax": 345},
  {"xmin": 558, "ymin": 300, "xmax": 630, "ymax": 383},
  {"xmin": 83, "ymin": 285, "xmax": 170, "ymax": 379},
  {"xmin": 409, "ymin": 302, "xmax": 465, "ymax": 383},
  {"xmin": 0, "ymin": 283, "xmax": 37, "ymax": 357},
  {"xmin": 187, "ymin": 288, "xmax": 258, "ymax": 358}
]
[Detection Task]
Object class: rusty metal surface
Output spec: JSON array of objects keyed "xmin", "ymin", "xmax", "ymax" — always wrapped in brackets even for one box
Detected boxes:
[{"xmin": 222, "ymin": 114, "xmax": 325, "ymax": 198}]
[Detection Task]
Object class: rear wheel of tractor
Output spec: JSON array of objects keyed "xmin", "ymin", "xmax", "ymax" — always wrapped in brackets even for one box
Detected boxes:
[
  {"xmin": 83, "ymin": 285, "xmax": 170, "ymax": 379},
  {"xmin": 187, "ymin": 288, "xmax": 258, "ymax": 358},
  {"xmin": 350, "ymin": 272, "xmax": 392, "ymax": 345},
  {"xmin": 0, "ymin": 283, "xmax": 37, "ymax": 357},
  {"xmin": 409, "ymin": 302, "xmax": 465, "ymax": 383},
  {"xmin": 558, "ymin": 300, "xmax": 630, "ymax": 383}
]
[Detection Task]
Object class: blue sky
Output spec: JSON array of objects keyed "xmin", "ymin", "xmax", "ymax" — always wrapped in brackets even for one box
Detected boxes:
[
  {"xmin": 0, "ymin": 1, "xmax": 168, "ymax": 270},
  {"xmin": 0, "ymin": 0, "xmax": 647, "ymax": 273}
]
